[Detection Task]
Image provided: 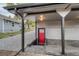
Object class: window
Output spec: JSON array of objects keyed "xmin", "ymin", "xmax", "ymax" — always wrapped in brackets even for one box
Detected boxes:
[
  {"xmin": 4, "ymin": 19, "xmax": 8, "ymax": 23},
  {"xmin": 12, "ymin": 22, "xmax": 14, "ymax": 27}
]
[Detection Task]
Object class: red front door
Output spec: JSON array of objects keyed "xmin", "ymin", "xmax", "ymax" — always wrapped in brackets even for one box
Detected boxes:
[{"xmin": 38, "ymin": 28, "xmax": 45, "ymax": 45}]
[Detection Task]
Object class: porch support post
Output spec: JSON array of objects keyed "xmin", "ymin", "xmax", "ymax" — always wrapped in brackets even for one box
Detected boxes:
[
  {"xmin": 21, "ymin": 13, "xmax": 27, "ymax": 52},
  {"xmin": 61, "ymin": 17, "xmax": 65, "ymax": 54},
  {"xmin": 21, "ymin": 15, "xmax": 25, "ymax": 52},
  {"xmin": 35, "ymin": 17, "xmax": 38, "ymax": 45},
  {"xmin": 15, "ymin": 8, "xmax": 27, "ymax": 52},
  {"xmin": 56, "ymin": 5, "xmax": 71, "ymax": 55}
]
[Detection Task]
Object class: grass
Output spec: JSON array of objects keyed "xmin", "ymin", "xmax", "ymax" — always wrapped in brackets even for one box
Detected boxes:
[
  {"xmin": 0, "ymin": 31, "xmax": 21, "ymax": 39},
  {"xmin": 25, "ymin": 27, "xmax": 35, "ymax": 32},
  {"xmin": 0, "ymin": 27, "xmax": 35, "ymax": 39}
]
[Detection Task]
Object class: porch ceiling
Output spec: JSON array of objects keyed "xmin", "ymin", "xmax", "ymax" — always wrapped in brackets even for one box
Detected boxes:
[
  {"xmin": 4, "ymin": 3, "xmax": 79, "ymax": 15},
  {"xmin": 4, "ymin": 3, "xmax": 79, "ymax": 21},
  {"xmin": 36, "ymin": 10, "xmax": 79, "ymax": 21}
]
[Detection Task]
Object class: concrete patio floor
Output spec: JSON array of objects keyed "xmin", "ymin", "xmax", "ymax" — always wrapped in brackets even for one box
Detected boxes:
[
  {"xmin": 0, "ymin": 31, "xmax": 79, "ymax": 56},
  {"xmin": 1, "ymin": 40, "xmax": 79, "ymax": 56},
  {"xmin": 24, "ymin": 39, "xmax": 79, "ymax": 56}
]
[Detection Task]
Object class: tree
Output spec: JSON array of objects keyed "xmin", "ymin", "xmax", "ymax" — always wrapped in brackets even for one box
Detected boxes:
[
  {"xmin": 6, "ymin": 3, "xmax": 22, "ymax": 21},
  {"xmin": 6, "ymin": 3, "xmax": 21, "ymax": 7},
  {"xmin": 26, "ymin": 19, "xmax": 30, "ymax": 29},
  {"xmin": 25, "ymin": 19, "xmax": 35, "ymax": 29},
  {"xmin": 14, "ymin": 15, "xmax": 21, "ymax": 20},
  {"xmin": 6, "ymin": 3, "xmax": 15, "ymax": 7}
]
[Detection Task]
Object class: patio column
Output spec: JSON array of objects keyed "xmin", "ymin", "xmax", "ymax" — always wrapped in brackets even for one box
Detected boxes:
[
  {"xmin": 21, "ymin": 15, "xmax": 25, "ymax": 52},
  {"xmin": 21, "ymin": 13, "xmax": 27, "ymax": 52},
  {"xmin": 35, "ymin": 16, "xmax": 38, "ymax": 44},
  {"xmin": 56, "ymin": 6, "xmax": 71, "ymax": 55},
  {"xmin": 15, "ymin": 8, "xmax": 27, "ymax": 52},
  {"xmin": 61, "ymin": 16, "xmax": 65, "ymax": 54}
]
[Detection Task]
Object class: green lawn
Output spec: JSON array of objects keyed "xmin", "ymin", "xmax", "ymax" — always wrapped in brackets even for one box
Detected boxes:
[
  {"xmin": 0, "ymin": 27, "xmax": 35, "ymax": 39},
  {"xmin": 0, "ymin": 31, "xmax": 21, "ymax": 39}
]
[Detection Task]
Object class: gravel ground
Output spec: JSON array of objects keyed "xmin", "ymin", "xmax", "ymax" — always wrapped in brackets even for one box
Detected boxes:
[
  {"xmin": 0, "ymin": 45, "xmax": 79, "ymax": 56},
  {"xmin": 24, "ymin": 45, "xmax": 79, "ymax": 56},
  {"xmin": 17, "ymin": 51, "xmax": 48, "ymax": 56},
  {"xmin": 24, "ymin": 39, "xmax": 79, "ymax": 56},
  {"xmin": 0, "ymin": 50, "xmax": 48, "ymax": 56},
  {"xmin": 0, "ymin": 50, "xmax": 17, "ymax": 56}
]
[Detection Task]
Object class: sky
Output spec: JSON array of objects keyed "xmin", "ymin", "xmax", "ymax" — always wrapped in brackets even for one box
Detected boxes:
[{"xmin": 0, "ymin": 3, "xmax": 15, "ymax": 18}]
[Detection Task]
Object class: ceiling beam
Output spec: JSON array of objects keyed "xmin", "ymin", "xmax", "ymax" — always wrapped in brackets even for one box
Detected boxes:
[
  {"xmin": 4, "ymin": 3, "xmax": 79, "ymax": 15},
  {"xmin": 27, "ymin": 8, "xmax": 79, "ymax": 15},
  {"xmin": 27, "ymin": 10, "xmax": 56, "ymax": 15},
  {"xmin": 4, "ymin": 3, "xmax": 65, "ymax": 10}
]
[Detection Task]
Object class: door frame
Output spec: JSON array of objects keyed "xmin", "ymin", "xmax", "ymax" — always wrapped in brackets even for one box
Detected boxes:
[{"xmin": 38, "ymin": 28, "xmax": 46, "ymax": 45}]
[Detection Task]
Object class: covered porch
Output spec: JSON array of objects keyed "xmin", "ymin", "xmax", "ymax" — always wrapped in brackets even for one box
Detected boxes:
[{"xmin": 4, "ymin": 3, "xmax": 79, "ymax": 55}]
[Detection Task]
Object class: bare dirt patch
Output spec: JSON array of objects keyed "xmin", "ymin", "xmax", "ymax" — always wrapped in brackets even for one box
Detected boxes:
[{"xmin": 0, "ymin": 50, "xmax": 17, "ymax": 56}]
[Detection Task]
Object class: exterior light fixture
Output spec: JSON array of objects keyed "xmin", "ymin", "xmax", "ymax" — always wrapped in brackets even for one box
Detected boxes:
[{"xmin": 39, "ymin": 15, "xmax": 45, "ymax": 21}]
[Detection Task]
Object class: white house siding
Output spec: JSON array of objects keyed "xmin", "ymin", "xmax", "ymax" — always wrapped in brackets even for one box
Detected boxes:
[
  {"xmin": 12, "ymin": 23, "xmax": 21, "ymax": 32},
  {"xmin": 37, "ymin": 16, "xmax": 79, "ymax": 40},
  {"xmin": 0, "ymin": 19, "xmax": 2, "ymax": 32},
  {"xmin": 4, "ymin": 20, "xmax": 10, "ymax": 32},
  {"xmin": 45, "ymin": 20, "xmax": 61, "ymax": 40},
  {"xmin": 44, "ymin": 19, "xmax": 79, "ymax": 40},
  {"xmin": 65, "ymin": 19, "xmax": 79, "ymax": 40},
  {"xmin": 4, "ymin": 20, "xmax": 21, "ymax": 32},
  {"xmin": 37, "ymin": 14, "xmax": 62, "ymax": 40}
]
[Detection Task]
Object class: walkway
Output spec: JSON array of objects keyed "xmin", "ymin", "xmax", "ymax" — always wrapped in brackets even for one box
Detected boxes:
[{"xmin": 0, "ymin": 31, "xmax": 35, "ymax": 51}]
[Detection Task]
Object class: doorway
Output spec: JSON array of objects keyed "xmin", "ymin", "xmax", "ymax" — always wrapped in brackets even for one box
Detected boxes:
[{"xmin": 38, "ymin": 28, "xmax": 46, "ymax": 45}]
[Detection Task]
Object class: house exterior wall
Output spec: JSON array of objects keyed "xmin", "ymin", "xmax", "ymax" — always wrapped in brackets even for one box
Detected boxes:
[
  {"xmin": 37, "ymin": 19, "xmax": 79, "ymax": 40},
  {"xmin": 65, "ymin": 20, "xmax": 79, "ymax": 40},
  {"xmin": 4, "ymin": 20, "xmax": 21, "ymax": 32},
  {"xmin": 45, "ymin": 20, "xmax": 61, "ymax": 40},
  {"xmin": 46, "ymin": 20, "xmax": 79, "ymax": 40},
  {"xmin": 12, "ymin": 23, "xmax": 21, "ymax": 32},
  {"xmin": 0, "ymin": 14, "xmax": 21, "ymax": 33}
]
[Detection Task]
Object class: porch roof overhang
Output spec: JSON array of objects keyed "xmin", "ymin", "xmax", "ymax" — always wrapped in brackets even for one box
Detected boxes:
[
  {"xmin": 4, "ymin": 3, "xmax": 79, "ymax": 15},
  {"xmin": 4, "ymin": 3, "xmax": 79, "ymax": 54}
]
